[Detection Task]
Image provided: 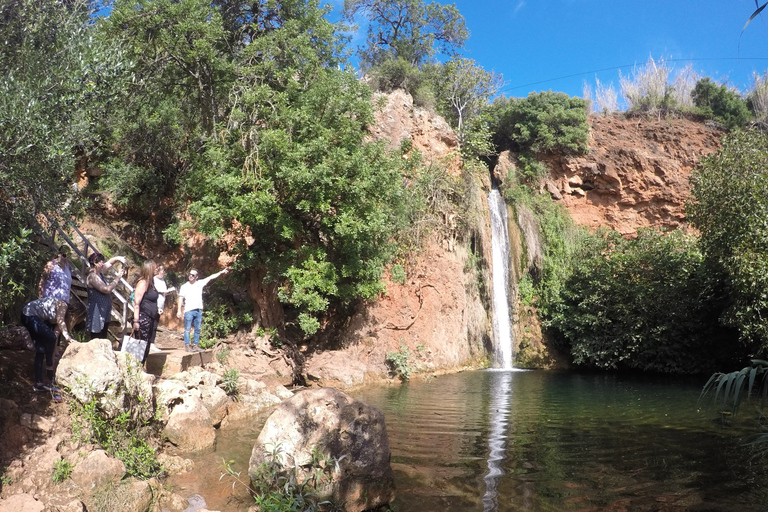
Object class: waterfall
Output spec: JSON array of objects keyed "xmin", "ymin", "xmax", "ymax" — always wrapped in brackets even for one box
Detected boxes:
[{"xmin": 488, "ymin": 188, "xmax": 514, "ymax": 369}]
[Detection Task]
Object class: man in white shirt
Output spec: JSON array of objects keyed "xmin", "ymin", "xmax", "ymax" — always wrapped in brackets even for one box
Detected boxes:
[{"xmin": 177, "ymin": 267, "xmax": 229, "ymax": 352}]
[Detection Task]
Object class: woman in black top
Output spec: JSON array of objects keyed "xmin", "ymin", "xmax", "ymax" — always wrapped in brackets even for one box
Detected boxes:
[{"xmin": 132, "ymin": 259, "xmax": 160, "ymax": 363}]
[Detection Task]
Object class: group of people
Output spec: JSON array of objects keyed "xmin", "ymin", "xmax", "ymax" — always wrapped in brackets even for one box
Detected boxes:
[{"xmin": 22, "ymin": 244, "xmax": 229, "ymax": 396}]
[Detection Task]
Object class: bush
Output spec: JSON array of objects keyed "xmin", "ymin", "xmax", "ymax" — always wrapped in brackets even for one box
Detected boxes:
[
  {"xmin": 221, "ymin": 368, "xmax": 240, "ymax": 398},
  {"xmin": 688, "ymin": 128, "xmax": 768, "ymax": 353},
  {"xmin": 200, "ymin": 301, "xmax": 253, "ymax": 348},
  {"xmin": 489, "ymin": 91, "xmax": 590, "ymax": 156},
  {"xmin": 620, "ymin": 57, "xmax": 677, "ymax": 116},
  {"xmin": 70, "ymin": 396, "xmax": 163, "ymax": 479},
  {"xmin": 385, "ymin": 345, "xmax": 417, "ymax": 381},
  {"xmin": 547, "ymin": 229, "xmax": 738, "ymax": 373},
  {"xmin": 52, "ymin": 458, "xmax": 72, "ymax": 483},
  {"xmin": 692, "ymin": 77, "xmax": 751, "ymax": 130}
]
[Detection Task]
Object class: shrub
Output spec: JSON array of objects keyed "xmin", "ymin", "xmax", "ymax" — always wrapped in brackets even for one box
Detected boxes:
[
  {"xmin": 221, "ymin": 368, "xmax": 240, "ymax": 398},
  {"xmin": 620, "ymin": 57, "xmax": 677, "ymax": 116},
  {"xmin": 52, "ymin": 458, "xmax": 72, "ymax": 483},
  {"xmin": 688, "ymin": 128, "xmax": 768, "ymax": 352},
  {"xmin": 200, "ymin": 301, "xmax": 253, "ymax": 348},
  {"xmin": 692, "ymin": 77, "xmax": 751, "ymax": 130},
  {"xmin": 748, "ymin": 71, "xmax": 768, "ymax": 125},
  {"xmin": 547, "ymin": 228, "xmax": 738, "ymax": 373},
  {"xmin": 489, "ymin": 91, "xmax": 590, "ymax": 156},
  {"xmin": 385, "ymin": 345, "xmax": 416, "ymax": 381},
  {"xmin": 70, "ymin": 396, "xmax": 163, "ymax": 479}
]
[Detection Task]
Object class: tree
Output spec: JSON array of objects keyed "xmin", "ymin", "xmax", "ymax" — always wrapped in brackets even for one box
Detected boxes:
[
  {"xmin": 101, "ymin": 0, "xmax": 413, "ymax": 335},
  {"xmin": 688, "ymin": 128, "xmax": 768, "ymax": 353},
  {"xmin": 0, "ymin": 0, "xmax": 117, "ymax": 319},
  {"xmin": 343, "ymin": 0, "xmax": 468, "ymax": 69},
  {"xmin": 432, "ymin": 57, "xmax": 503, "ymax": 157}
]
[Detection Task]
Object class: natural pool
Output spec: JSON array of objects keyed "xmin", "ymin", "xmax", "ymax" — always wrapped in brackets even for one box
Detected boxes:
[{"xmin": 174, "ymin": 370, "xmax": 768, "ymax": 511}]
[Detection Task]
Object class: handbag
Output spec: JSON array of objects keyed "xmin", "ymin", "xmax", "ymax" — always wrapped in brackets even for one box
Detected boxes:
[{"xmin": 121, "ymin": 331, "xmax": 147, "ymax": 362}]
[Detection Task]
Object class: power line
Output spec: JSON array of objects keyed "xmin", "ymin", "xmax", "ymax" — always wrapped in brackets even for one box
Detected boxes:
[{"xmin": 501, "ymin": 57, "xmax": 768, "ymax": 93}]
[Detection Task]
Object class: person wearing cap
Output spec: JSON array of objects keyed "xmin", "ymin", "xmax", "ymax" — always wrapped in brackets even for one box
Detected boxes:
[
  {"xmin": 176, "ymin": 267, "xmax": 229, "ymax": 352},
  {"xmin": 86, "ymin": 252, "xmax": 126, "ymax": 340},
  {"xmin": 38, "ymin": 245, "xmax": 73, "ymax": 304},
  {"xmin": 21, "ymin": 295, "xmax": 74, "ymax": 398}
]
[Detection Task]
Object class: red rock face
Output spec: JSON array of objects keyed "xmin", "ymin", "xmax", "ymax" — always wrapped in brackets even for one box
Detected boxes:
[{"xmin": 542, "ymin": 115, "xmax": 723, "ymax": 235}]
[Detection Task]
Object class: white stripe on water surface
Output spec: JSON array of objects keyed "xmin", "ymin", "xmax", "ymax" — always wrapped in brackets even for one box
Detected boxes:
[
  {"xmin": 488, "ymin": 188, "xmax": 513, "ymax": 369},
  {"xmin": 481, "ymin": 370, "xmax": 513, "ymax": 512}
]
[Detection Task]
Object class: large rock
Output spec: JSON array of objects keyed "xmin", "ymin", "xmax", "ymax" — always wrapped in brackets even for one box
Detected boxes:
[
  {"xmin": 162, "ymin": 394, "xmax": 216, "ymax": 453},
  {"xmin": 0, "ymin": 325, "xmax": 34, "ymax": 351},
  {"xmin": 56, "ymin": 339, "xmax": 155, "ymax": 421},
  {"xmin": 249, "ymin": 388, "xmax": 395, "ymax": 512},
  {"xmin": 0, "ymin": 493, "xmax": 44, "ymax": 512},
  {"xmin": 71, "ymin": 450, "xmax": 125, "ymax": 491}
]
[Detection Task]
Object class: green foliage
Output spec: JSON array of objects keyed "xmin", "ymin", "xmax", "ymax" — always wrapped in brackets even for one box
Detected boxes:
[
  {"xmin": 221, "ymin": 368, "xmax": 240, "ymax": 398},
  {"xmin": 200, "ymin": 301, "xmax": 253, "ymax": 348},
  {"xmin": 216, "ymin": 347, "xmax": 230, "ymax": 365},
  {"xmin": 489, "ymin": 90, "xmax": 590, "ymax": 156},
  {"xmin": 390, "ymin": 264, "xmax": 407, "ymax": 285},
  {"xmin": 343, "ymin": 0, "xmax": 468, "ymax": 69},
  {"xmin": 692, "ymin": 78, "xmax": 751, "ymax": 130},
  {"xmin": 0, "ymin": 229, "xmax": 45, "ymax": 325},
  {"xmin": 517, "ymin": 274, "xmax": 535, "ymax": 307},
  {"xmin": 366, "ymin": 57, "xmax": 434, "ymax": 107},
  {"xmin": 547, "ymin": 228, "xmax": 735, "ymax": 373},
  {"xmin": 222, "ymin": 444, "xmax": 344, "ymax": 512},
  {"xmin": 385, "ymin": 345, "xmax": 416, "ymax": 381},
  {"xmin": 700, "ymin": 359, "xmax": 768, "ymax": 416},
  {"xmin": 70, "ymin": 396, "xmax": 163, "ymax": 479},
  {"xmin": 52, "ymin": 458, "xmax": 73, "ymax": 483},
  {"xmin": 0, "ymin": 0, "xmax": 120, "ymax": 317},
  {"xmin": 503, "ymin": 184, "xmax": 583, "ymax": 322},
  {"xmin": 688, "ymin": 128, "xmax": 768, "ymax": 353},
  {"xmin": 431, "ymin": 57, "xmax": 502, "ymax": 159}
]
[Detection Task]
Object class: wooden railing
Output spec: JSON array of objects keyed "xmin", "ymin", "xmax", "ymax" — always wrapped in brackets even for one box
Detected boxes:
[{"xmin": 40, "ymin": 214, "xmax": 135, "ymax": 342}]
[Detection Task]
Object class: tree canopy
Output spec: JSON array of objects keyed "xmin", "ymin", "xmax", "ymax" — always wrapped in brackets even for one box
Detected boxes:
[{"xmin": 343, "ymin": 0, "xmax": 468, "ymax": 69}]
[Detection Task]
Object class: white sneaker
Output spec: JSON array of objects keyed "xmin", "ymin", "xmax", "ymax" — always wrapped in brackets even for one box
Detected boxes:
[{"xmin": 149, "ymin": 345, "xmax": 161, "ymax": 353}]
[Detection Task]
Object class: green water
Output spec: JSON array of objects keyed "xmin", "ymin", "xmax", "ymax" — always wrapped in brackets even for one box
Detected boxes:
[
  {"xmin": 351, "ymin": 370, "xmax": 768, "ymax": 511},
  {"xmin": 182, "ymin": 370, "xmax": 768, "ymax": 511}
]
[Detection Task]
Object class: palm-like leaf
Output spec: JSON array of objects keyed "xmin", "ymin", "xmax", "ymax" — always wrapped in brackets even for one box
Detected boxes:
[{"xmin": 700, "ymin": 359, "xmax": 768, "ymax": 414}]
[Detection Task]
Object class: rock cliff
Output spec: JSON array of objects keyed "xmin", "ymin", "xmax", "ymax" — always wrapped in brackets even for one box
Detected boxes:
[{"xmin": 542, "ymin": 115, "xmax": 723, "ymax": 235}]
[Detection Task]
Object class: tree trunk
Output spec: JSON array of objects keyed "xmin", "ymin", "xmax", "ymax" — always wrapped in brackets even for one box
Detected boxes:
[{"xmin": 248, "ymin": 266, "xmax": 284, "ymax": 329}]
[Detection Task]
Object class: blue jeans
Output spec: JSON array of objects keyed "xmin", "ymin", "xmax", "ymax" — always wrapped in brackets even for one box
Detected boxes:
[
  {"xmin": 183, "ymin": 309, "xmax": 202, "ymax": 346},
  {"xmin": 21, "ymin": 314, "xmax": 56, "ymax": 384}
]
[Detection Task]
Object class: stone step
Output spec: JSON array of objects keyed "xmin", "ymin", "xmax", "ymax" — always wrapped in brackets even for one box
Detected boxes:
[{"xmin": 145, "ymin": 346, "xmax": 213, "ymax": 378}]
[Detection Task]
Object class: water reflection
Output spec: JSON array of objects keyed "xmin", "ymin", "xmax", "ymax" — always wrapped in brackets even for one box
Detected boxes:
[
  {"xmin": 481, "ymin": 370, "xmax": 512, "ymax": 511},
  {"xmin": 189, "ymin": 371, "xmax": 768, "ymax": 512}
]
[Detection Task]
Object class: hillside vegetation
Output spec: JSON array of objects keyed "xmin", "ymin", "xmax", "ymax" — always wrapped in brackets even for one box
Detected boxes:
[{"xmin": 2, "ymin": 0, "xmax": 768, "ymax": 378}]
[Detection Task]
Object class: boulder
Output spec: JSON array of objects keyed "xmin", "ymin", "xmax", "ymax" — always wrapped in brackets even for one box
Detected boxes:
[
  {"xmin": 0, "ymin": 493, "xmax": 44, "ymax": 512},
  {"xmin": 56, "ymin": 340, "xmax": 155, "ymax": 420},
  {"xmin": 249, "ymin": 388, "xmax": 395, "ymax": 512},
  {"xmin": 162, "ymin": 394, "xmax": 216, "ymax": 452},
  {"xmin": 0, "ymin": 325, "xmax": 34, "ymax": 351},
  {"xmin": 71, "ymin": 450, "xmax": 125, "ymax": 491}
]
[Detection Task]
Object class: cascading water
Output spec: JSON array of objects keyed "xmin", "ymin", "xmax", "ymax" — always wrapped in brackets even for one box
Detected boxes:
[{"xmin": 488, "ymin": 188, "xmax": 514, "ymax": 369}]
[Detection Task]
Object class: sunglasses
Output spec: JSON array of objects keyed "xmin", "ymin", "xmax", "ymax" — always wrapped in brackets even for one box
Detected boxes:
[{"xmin": 189, "ymin": 273, "xmax": 198, "ymax": 277}]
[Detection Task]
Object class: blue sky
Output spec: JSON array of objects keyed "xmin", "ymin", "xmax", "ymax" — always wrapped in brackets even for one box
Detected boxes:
[{"xmin": 330, "ymin": 0, "xmax": 768, "ymax": 101}]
